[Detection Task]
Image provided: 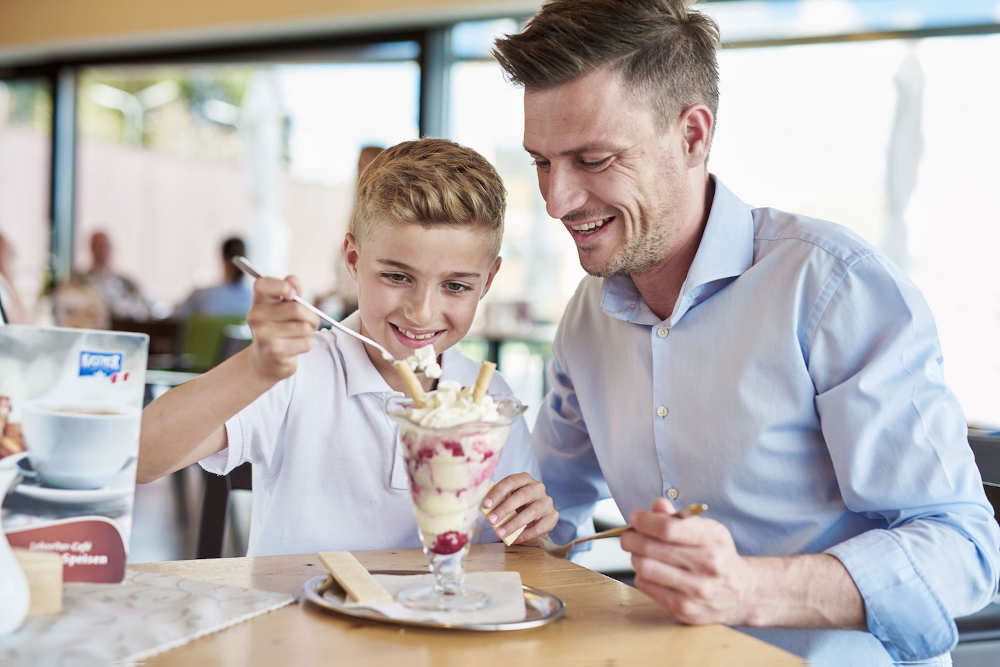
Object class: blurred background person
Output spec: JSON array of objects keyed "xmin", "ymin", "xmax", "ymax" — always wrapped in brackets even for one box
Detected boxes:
[
  {"xmin": 0, "ymin": 232, "xmax": 31, "ymax": 324},
  {"xmin": 175, "ymin": 236, "xmax": 252, "ymax": 318},
  {"xmin": 82, "ymin": 229, "xmax": 154, "ymax": 322},
  {"xmin": 314, "ymin": 144, "xmax": 383, "ymax": 320}
]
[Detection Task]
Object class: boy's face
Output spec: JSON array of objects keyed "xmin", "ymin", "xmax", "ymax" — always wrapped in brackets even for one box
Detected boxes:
[{"xmin": 344, "ymin": 222, "xmax": 501, "ymax": 382}]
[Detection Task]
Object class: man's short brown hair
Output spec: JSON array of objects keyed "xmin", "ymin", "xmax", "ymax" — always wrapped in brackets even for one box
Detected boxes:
[
  {"xmin": 349, "ymin": 138, "xmax": 506, "ymax": 257},
  {"xmin": 493, "ymin": 0, "xmax": 720, "ymax": 129}
]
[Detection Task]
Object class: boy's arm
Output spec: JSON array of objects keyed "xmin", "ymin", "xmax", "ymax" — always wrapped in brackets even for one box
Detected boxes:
[
  {"xmin": 137, "ymin": 276, "xmax": 319, "ymax": 483},
  {"xmin": 138, "ymin": 348, "xmax": 274, "ymax": 482}
]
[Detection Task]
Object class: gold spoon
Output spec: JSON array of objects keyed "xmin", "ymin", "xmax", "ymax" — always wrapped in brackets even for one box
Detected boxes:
[{"xmin": 537, "ymin": 502, "xmax": 708, "ymax": 558}]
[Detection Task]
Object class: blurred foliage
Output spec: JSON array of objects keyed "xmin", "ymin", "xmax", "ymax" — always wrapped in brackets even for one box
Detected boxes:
[
  {"xmin": 0, "ymin": 79, "xmax": 52, "ymax": 134},
  {"xmin": 77, "ymin": 66, "xmax": 256, "ymax": 152}
]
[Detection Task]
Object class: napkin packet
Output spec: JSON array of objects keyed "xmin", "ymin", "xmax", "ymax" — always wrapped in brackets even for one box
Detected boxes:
[{"xmin": 0, "ymin": 325, "xmax": 148, "ymax": 583}]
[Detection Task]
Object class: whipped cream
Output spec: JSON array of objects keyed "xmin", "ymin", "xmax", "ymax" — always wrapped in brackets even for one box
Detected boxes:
[
  {"xmin": 405, "ymin": 380, "xmax": 499, "ymax": 428},
  {"xmin": 404, "ymin": 344, "xmax": 442, "ymax": 379}
]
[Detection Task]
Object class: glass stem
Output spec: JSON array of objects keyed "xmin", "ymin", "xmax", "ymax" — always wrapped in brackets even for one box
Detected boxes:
[{"xmin": 427, "ymin": 548, "xmax": 467, "ymax": 596}]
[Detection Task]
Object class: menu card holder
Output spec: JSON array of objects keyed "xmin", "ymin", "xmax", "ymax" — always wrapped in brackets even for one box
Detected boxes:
[{"xmin": 0, "ymin": 325, "xmax": 148, "ymax": 583}]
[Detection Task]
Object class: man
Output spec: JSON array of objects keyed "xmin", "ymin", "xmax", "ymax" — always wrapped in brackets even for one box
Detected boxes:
[
  {"xmin": 175, "ymin": 237, "xmax": 253, "ymax": 318},
  {"xmin": 84, "ymin": 230, "xmax": 153, "ymax": 321},
  {"xmin": 490, "ymin": 1, "xmax": 999, "ymax": 664}
]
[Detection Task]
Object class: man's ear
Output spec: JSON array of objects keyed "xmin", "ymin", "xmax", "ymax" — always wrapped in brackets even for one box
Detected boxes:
[
  {"xmin": 480, "ymin": 256, "xmax": 502, "ymax": 299},
  {"xmin": 343, "ymin": 233, "xmax": 360, "ymax": 280},
  {"xmin": 678, "ymin": 103, "xmax": 714, "ymax": 168}
]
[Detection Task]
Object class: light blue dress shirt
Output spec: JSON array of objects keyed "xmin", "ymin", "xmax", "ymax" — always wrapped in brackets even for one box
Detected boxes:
[{"xmin": 534, "ymin": 178, "xmax": 1000, "ymax": 666}]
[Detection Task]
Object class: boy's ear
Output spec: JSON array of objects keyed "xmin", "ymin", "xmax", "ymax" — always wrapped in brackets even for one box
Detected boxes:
[
  {"xmin": 343, "ymin": 233, "xmax": 360, "ymax": 279},
  {"xmin": 480, "ymin": 256, "xmax": 502, "ymax": 299}
]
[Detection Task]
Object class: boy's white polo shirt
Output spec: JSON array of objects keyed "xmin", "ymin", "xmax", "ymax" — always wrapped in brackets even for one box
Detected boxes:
[{"xmin": 199, "ymin": 313, "xmax": 540, "ymax": 557}]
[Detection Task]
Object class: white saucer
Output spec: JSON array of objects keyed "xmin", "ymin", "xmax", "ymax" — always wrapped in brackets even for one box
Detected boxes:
[{"xmin": 3, "ymin": 452, "xmax": 135, "ymax": 504}]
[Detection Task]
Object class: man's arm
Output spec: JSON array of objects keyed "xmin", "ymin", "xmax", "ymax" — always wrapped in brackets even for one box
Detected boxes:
[
  {"xmin": 137, "ymin": 276, "xmax": 319, "ymax": 483},
  {"xmin": 531, "ymin": 330, "xmax": 611, "ymax": 545}
]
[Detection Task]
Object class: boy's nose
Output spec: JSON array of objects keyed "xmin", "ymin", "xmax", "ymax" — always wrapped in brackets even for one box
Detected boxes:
[
  {"xmin": 403, "ymin": 287, "xmax": 435, "ymax": 325},
  {"xmin": 542, "ymin": 164, "xmax": 588, "ymax": 221}
]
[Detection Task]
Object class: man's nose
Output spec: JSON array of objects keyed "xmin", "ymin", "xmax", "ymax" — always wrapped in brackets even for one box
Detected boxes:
[{"xmin": 542, "ymin": 164, "xmax": 588, "ymax": 221}]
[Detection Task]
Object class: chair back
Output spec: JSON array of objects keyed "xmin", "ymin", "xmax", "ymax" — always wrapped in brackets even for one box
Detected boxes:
[{"xmin": 181, "ymin": 315, "xmax": 245, "ymax": 371}]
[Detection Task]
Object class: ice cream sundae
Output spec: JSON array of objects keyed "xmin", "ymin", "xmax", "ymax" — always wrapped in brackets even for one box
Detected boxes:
[{"xmin": 385, "ymin": 362, "xmax": 525, "ymax": 611}]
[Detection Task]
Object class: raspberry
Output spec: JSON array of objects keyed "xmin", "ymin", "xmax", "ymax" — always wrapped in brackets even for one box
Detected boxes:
[{"xmin": 431, "ymin": 530, "xmax": 468, "ymax": 555}]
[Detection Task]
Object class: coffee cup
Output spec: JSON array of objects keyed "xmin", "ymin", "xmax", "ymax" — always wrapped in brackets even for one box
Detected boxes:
[{"xmin": 20, "ymin": 403, "xmax": 140, "ymax": 490}]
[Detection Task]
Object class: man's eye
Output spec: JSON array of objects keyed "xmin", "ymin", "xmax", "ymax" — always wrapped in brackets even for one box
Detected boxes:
[
  {"xmin": 444, "ymin": 282, "xmax": 472, "ymax": 293},
  {"xmin": 530, "ymin": 158, "xmax": 550, "ymax": 170},
  {"xmin": 382, "ymin": 273, "xmax": 409, "ymax": 283},
  {"xmin": 580, "ymin": 156, "xmax": 611, "ymax": 169}
]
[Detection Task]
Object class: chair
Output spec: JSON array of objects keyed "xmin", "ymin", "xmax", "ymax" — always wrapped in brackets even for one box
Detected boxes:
[
  {"xmin": 196, "ymin": 463, "xmax": 252, "ymax": 559},
  {"xmin": 180, "ymin": 315, "xmax": 246, "ymax": 372}
]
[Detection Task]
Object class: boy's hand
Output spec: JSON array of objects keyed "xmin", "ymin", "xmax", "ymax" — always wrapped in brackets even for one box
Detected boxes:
[
  {"xmin": 246, "ymin": 275, "xmax": 320, "ymax": 383},
  {"xmin": 481, "ymin": 473, "xmax": 558, "ymax": 545}
]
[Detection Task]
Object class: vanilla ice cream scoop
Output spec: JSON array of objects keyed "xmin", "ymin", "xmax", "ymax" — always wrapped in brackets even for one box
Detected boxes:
[
  {"xmin": 405, "ymin": 380, "xmax": 499, "ymax": 428},
  {"xmin": 404, "ymin": 344, "xmax": 442, "ymax": 379}
]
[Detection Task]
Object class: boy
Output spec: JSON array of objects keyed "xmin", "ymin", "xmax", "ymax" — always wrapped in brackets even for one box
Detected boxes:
[{"xmin": 138, "ymin": 139, "xmax": 557, "ymax": 556}]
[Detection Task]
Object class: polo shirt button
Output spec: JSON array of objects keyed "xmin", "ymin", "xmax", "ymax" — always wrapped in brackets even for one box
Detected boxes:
[
  {"xmin": 666, "ymin": 487, "xmax": 679, "ymax": 500},
  {"xmin": 656, "ymin": 406, "xmax": 669, "ymax": 417},
  {"xmin": 656, "ymin": 327, "xmax": 669, "ymax": 338}
]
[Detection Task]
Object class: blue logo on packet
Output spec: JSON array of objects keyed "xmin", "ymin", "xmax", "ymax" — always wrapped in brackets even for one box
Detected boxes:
[{"xmin": 79, "ymin": 351, "xmax": 123, "ymax": 376}]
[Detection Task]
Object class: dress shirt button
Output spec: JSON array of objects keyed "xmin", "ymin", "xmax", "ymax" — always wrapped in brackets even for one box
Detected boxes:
[
  {"xmin": 656, "ymin": 327, "xmax": 669, "ymax": 338},
  {"xmin": 656, "ymin": 405, "xmax": 669, "ymax": 417},
  {"xmin": 666, "ymin": 487, "xmax": 680, "ymax": 500}
]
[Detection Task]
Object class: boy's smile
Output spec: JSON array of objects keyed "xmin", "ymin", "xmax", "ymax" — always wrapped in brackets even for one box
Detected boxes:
[{"xmin": 344, "ymin": 222, "xmax": 501, "ymax": 390}]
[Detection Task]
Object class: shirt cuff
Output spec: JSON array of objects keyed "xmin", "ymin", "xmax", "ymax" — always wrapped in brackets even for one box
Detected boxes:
[
  {"xmin": 826, "ymin": 528, "xmax": 958, "ymax": 661},
  {"xmin": 197, "ymin": 417, "xmax": 242, "ymax": 476}
]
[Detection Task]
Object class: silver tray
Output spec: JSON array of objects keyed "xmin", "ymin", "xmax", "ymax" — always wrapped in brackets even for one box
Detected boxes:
[{"xmin": 302, "ymin": 570, "xmax": 564, "ymax": 631}]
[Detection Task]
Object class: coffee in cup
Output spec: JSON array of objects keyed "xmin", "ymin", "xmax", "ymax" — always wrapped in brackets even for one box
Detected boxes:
[{"xmin": 20, "ymin": 403, "xmax": 140, "ymax": 490}]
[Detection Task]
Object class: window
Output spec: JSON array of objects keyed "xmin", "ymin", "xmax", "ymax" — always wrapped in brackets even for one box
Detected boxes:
[
  {"xmin": 710, "ymin": 33, "xmax": 1000, "ymax": 427},
  {"xmin": 74, "ymin": 44, "xmax": 420, "ymax": 316},
  {"xmin": 0, "ymin": 77, "xmax": 50, "ymax": 322}
]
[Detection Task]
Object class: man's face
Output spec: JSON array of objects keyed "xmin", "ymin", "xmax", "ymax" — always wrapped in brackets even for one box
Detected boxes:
[
  {"xmin": 345, "ymin": 223, "xmax": 500, "ymax": 378},
  {"xmin": 90, "ymin": 233, "xmax": 111, "ymax": 267},
  {"xmin": 524, "ymin": 67, "xmax": 696, "ymax": 277}
]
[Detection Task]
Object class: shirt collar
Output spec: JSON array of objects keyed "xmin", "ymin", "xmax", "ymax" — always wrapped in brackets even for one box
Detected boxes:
[
  {"xmin": 600, "ymin": 176, "xmax": 755, "ymax": 326},
  {"xmin": 333, "ymin": 312, "xmax": 462, "ymax": 397}
]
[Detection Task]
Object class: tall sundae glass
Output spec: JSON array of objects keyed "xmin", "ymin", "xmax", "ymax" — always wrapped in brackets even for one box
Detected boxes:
[{"xmin": 386, "ymin": 381, "xmax": 525, "ymax": 612}]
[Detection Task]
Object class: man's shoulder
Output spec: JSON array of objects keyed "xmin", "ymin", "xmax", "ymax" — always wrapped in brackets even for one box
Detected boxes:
[{"xmin": 751, "ymin": 207, "xmax": 877, "ymax": 269}]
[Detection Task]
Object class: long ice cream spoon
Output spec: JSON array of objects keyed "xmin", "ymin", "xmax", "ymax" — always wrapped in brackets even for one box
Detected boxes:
[{"xmin": 232, "ymin": 255, "xmax": 397, "ymax": 363}]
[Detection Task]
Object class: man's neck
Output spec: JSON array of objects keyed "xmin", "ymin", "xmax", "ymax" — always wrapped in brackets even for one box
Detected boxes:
[{"xmin": 630, "ymin": 176, "xmax": 715, "ymax": 321}]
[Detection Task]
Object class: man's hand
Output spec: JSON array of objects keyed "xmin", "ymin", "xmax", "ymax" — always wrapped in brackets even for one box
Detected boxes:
[
  {"xmin": 246, "ymin": 275, "xmax": 320, "ymax": 384},
  {"xmin": 621, "ymin": 497, "xmax": 755, "ymax": 625},
  {"xmin": 481, "ymin": 473, "xmax": 559, "ymax": 544}
]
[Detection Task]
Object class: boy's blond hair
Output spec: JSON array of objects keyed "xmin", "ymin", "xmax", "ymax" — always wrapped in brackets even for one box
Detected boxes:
[
  {"xmin": 349, "ymin": 138, "xmax": 507, "ymax": 258},
  {"xmin": 493, "ymin": 0, "xmax": 720, "ymax": 131}
]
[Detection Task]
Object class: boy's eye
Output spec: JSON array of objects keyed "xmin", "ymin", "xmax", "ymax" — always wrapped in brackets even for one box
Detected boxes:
[
  {"xmin": 382, "ymin": 272, "xmax": 410, "ymax": 284},
  {"xmin": 444, "ymin": 282, "xmax": 472, "ymax": 293}
]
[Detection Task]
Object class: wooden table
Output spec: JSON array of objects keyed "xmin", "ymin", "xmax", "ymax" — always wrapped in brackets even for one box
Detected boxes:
[{"xmin": 131, "ymin": 544, "xmax": 802, "ymax": 666}]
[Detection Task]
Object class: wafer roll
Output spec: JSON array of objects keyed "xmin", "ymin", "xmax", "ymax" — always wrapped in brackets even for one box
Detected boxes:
[
  {"xmin": 472, "ymin": 361, "xmax": 496, "ymax": 403},
  {"xmin": 393, "ymin": 361, "xmax": 426, "ymax": 406}
]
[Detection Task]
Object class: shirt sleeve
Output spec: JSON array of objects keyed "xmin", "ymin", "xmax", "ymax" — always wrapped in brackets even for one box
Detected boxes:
[
  {"xmin": 198, "ymin": 371, "xmax": 296, "ymax": 477},
  {"xmin": 532, "ymin": 329, "xmax": 611, "ymax": 545},
  {"xmin": 807, "ymin": 253, "xmax": 1000, "ymax": 661}
]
